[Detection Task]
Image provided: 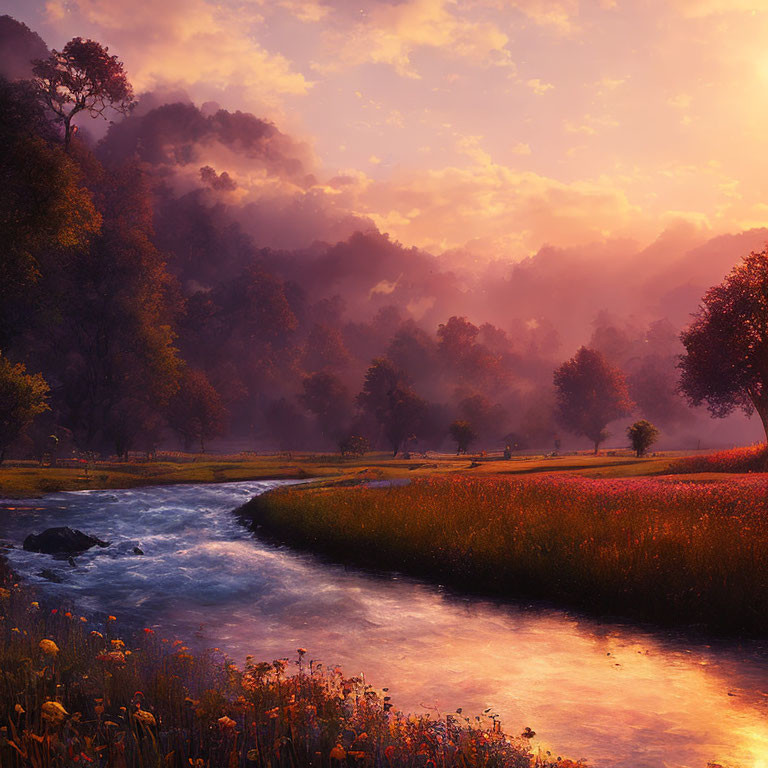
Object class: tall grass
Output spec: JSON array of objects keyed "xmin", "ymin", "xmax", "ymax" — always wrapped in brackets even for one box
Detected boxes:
[
  {"xmin": 245, "ymin": 475, "xmax": 768, "ymax": 633},
  {"xmin": 668, "ymin": 443, "xmax": 768, "ymax": 474},
  {"xmin": 0, "ymin": 567, "xmax": 573, "ymax": 768}
]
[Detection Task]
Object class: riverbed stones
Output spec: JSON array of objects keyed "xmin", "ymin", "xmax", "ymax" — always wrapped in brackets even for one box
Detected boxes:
[{"xmin": 23, "ymin": 527, "xmax": 110, "ymax": 554}]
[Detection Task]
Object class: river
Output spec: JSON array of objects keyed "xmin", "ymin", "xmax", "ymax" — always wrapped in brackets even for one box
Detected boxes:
[{"xmin": 1, "ymin": 480, "xmax": 767, "ymax": 768}]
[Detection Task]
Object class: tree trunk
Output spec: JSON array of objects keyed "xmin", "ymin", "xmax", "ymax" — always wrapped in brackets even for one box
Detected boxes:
[
  {"xmin": 64, "ymin": 116, "xmax": 73, "ymax": 152},
  {"xmin": 594, "ymin": 441, "xmax": 599, "ymax": 455},
  {"xmin": 757, "ymin": 402, "xmax": 768, "ymax": 445},
  {"xmin": 754, "ymin": 400, "xmax": 768, "ymax": 471}
]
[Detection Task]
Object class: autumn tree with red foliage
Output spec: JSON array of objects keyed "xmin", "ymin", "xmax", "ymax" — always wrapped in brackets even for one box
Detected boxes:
[
  {"xmin": 553, "ymin": 347, "xmax": 634, "ymax": 454},
  {"xmin": 679, "ymin": 249, "xmax": 768, "ymax": 444},
  {"xmin": 32, "ymin": 37, "xmax": 134, "ymax": 150}
]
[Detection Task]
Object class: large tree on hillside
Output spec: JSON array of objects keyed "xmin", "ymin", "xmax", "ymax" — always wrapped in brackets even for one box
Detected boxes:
[
  {"xmin": 32, "ymin": 37, "xmax": 134, "ymax": 150},
  {"xmin": 553, "ymin": 347, "xmax": 634, "ymax": 454},
  {"xmin": 679, "ymin": 249, "xmax": 768, "ymax": 443},
  {"xmin": 45, "ymin": 163, "xmax": 182, "ymax": 453},
  {"xmin": 0, "ymin": 77, "xmax": 100, "ymax": 347}
]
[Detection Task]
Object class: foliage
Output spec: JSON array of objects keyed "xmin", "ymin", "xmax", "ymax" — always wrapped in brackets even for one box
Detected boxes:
[
  {"xmin": 249, "ymin": 475, "xmax": 768, "ymax": 633},
  {"xmin": 339, "ymin": 434, "xmax": 370, "ymax": 458},
  {"xmin": 0, "ymin": 354, "xmax": 49, "ymax": 463},
  {"xmin": 553, "ymin": 347, "xmax": 634, "ymax": 453},
  {"xmin": 43, "ymin": 163, "xmax": 182, "ymax": 454},
  {"xmin": 448, "ymin": 420, "xmax": 476, "ymax": 454},
  {"xmin": 0, "ymin": 77, "xmax": 101, "ymax": 345},
  {"xmin": 357, "ymin": 360, "xmax": 427, "ymax": 456},
  {"xmin": 168, "ymin": 369, "xmax": 228, "ymax": 452},
  {"xmin": 300, "ymin": 372, "xmax": 352, "ymax": 444},
  {"xmin": 32, "ymin": 37, "xmax": 134, "ymax": 149},
  {"xmin": 679, "ymin": 249, "xmax": 768, "ymax": 442},
  {"xmin": 626, "ymin": 420, "xmax": 659, "ymax": 457},
  {"xmin": 0, "ymin": 581, "xmax": 554, "ymax": 768}
]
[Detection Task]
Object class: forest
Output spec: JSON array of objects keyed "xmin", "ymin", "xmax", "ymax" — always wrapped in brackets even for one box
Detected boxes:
[{"xmin": 1, "ymin": 13, "xmax": 766, "ymax": 465}]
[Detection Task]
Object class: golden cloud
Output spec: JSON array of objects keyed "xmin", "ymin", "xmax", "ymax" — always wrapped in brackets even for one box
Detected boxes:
[
  {"xmin": 44, "ymin": 0, "xmax": 310, "ymax": 109},
  {"xmin": 317, "ymin": 0, "xmax": 513, "ymax": 77}
]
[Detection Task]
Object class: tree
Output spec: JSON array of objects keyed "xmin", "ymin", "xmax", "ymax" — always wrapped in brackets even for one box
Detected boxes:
[
  {"xmin": 679, "ymin": 249, "xmax": 768, "ymax": 443},
  {"xmin": 302, "ymin": 323, "xmax": 350, "ymax": 373},
  {"xmin": 32, "ymin": 37, "xmax": 134, "ymax": 151},
  {"xmin": 382, "ymin": 387, "xmax": 427, "ymax": 456},
  {"xmin": 449, "ymin": 420, "xmax": 476, "ymax": 455},
  {"xmin": 356, "ymin": 358, "xmax": 406, "ymax": 416},
  {"xmin": 339, "ymin": 434, "xmax": 369, "ymax": 458},
  {"xmin": 457, "ymin": 394, "xmax": 508, "ymax": 444},
  {"xmin": 167, "ymin": 369, "xmax": 227, "ymax": 452},
  {"xmin": 0, "ymin": 77, "xmax": 101, "ymax": 346},
  {"xmin": 553, "ymin": 347, "xmax": 634, "ymax": 454},
  {"xmin": 357, "ymin": 359, "xmax": 427, "ymax": 455},
  {"xmin": 47, "ymin": 163, "xmax": 182, "ymax": 453},
  {"xmin": 0, "ymin": 353, "xmax": 49, "ymax": 464},
  {"xmin": 300, "ymin": 372, "xmax": 352, "ymax": 445},
  {"xmin": 627, "ymin": 420, "xmax": 660, "ymax": 457}
]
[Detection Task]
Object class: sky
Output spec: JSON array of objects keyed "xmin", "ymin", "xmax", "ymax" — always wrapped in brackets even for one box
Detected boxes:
[{"xmin": 7, "ymin": 0, "xmax": 768, "ymax": 261}]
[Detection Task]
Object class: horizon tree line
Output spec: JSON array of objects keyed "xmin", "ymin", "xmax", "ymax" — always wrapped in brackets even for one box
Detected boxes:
[{"xmin": 1, "ymin": 28, "xmax": 767, "ymax": 463}]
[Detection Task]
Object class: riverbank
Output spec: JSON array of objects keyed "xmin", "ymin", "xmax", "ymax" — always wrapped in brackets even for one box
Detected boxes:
[
  {"xmin": 0, "ymin": 557, "xmax": 575, "ymax": 768},
  {"xmin": 242, "ymin": 474, "xmax": 768, "ymax": 635},
  {"xmin": 0, "ymin": 450, "xmax": 685, "ymax": 498}
]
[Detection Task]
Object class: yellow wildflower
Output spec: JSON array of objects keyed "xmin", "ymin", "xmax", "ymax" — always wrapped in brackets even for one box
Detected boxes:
[
  {"xmin": 218, "ymin": 715, "xmax": 236, "ymax": 731},
  {"xmin": 39, "ymin": 639, "xmax": 60, "ymax": 656},
  {"xmin": 41, "ymin": 701, "xmax": 68, "ymax": 724},
  {"xmin": 134, "ymin": 709, "xmax": 156, "ymax": 726}
]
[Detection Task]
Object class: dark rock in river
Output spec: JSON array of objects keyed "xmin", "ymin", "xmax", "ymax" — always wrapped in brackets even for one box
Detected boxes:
[
  {"xmin": 38, "ymin": 568, "xmax": 63, "ymax": 583},
  {"xmin": 23, "ymin": 527, "xmax": 110, "ymax": 554},
  {"xmin": 133, "ymin": 547, "xmax": 144, "ymax": 555}
]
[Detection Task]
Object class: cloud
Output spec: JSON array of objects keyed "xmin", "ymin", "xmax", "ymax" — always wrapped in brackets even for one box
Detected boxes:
[
  {"xmin": 370, "ymin": 274, "xmax": 403, "ymax": 296},
  {"xmin": 676, "ymin": 0, "xmax": 768, "ymax": 17},
  {"xmin": 526, "ymin": 78, "xmax": 554, "ymax": 94},
  {"xmin": 344, "ymin": 143, "xmax": 641, "ymax": 257},
  {"xmin": 316, "ymin": 0, "xmax": 513, "ymax": 77},
  {"xmin": 44, "ymin": 0, "xmax": 310, "ymax": 110},
  {"xmin": 498, "ymin": 0, "xmax": 580, "ymax": 32}
]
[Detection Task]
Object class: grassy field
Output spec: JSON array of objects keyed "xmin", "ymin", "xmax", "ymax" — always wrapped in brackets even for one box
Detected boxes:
[
  {"xmin": 0, "ymin": 571, "xmax": 574, "ymax": 768},
  {"xmin": 244, "ymin": 473, "xmax": 768, "ymax": 634},
  {"xmin": 0, "ymin": 448, "xmax": 690, "ymax": 498}
]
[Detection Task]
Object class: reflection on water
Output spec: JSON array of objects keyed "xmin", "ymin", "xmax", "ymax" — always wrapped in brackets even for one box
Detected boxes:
[{"xmin": 1, "ymin": 480, "xmax": 768, "ymax": 768}]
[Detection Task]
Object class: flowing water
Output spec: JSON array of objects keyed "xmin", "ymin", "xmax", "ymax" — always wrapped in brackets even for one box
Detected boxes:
[{"xmin": 1, "ymin": 480, "xmax": 768, "ymax": 768}]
